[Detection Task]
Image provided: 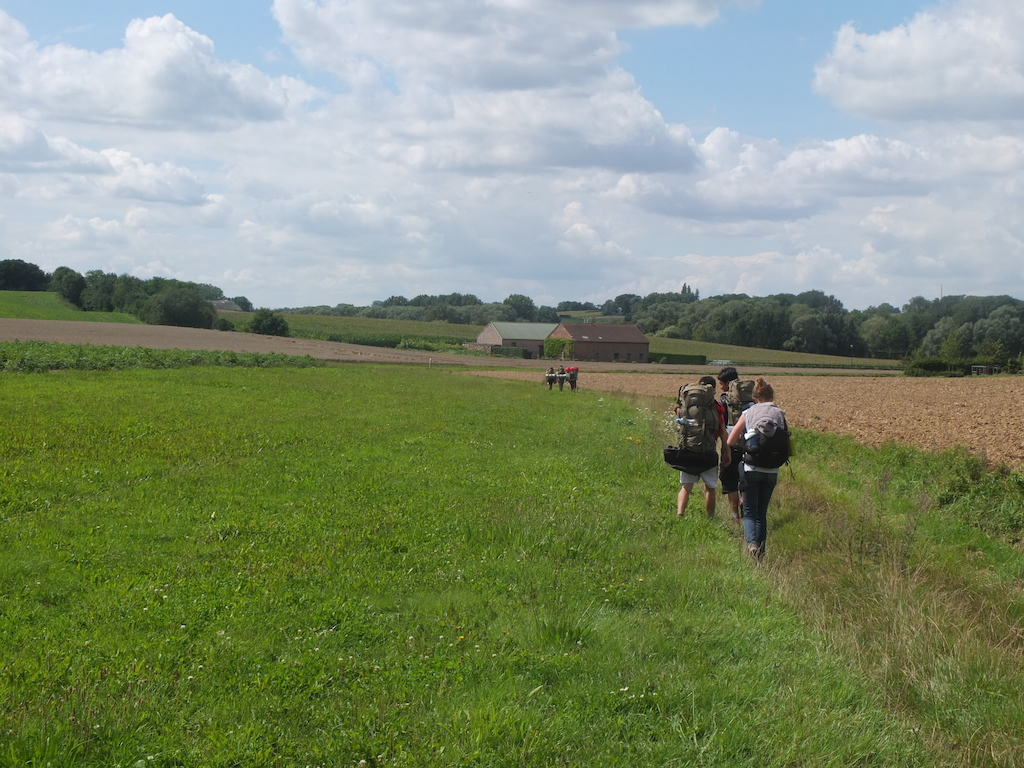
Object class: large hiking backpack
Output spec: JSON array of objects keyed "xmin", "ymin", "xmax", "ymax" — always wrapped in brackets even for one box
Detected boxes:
[
  {"xmin": 725, "ymin": 379, "xmax": 755, "ymax": 426},
  {"xmin": 676, "ymin": 383, "xmax": 720, "ymax": 455},
  {"xmin": 742, "ymin": 408, "xmax": 791, "ymax": 469}
]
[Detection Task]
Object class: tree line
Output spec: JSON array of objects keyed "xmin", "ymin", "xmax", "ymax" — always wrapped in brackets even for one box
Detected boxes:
[
  {"xmin": 5, "ymin": 258, "xmax": 1024, "ymax": 366},
  {"xmin": 0, "ymin": 259, "xmax": 261, "ymax": 331},
  {"xmin": 285, "ymin": 284, "xmax": 1024, "ymax": 366}
]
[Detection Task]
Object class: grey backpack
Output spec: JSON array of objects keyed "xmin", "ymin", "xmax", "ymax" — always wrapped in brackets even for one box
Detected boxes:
[{"xmin": 725, "ymin": 379, "xmax": 755, "ymax": 427}]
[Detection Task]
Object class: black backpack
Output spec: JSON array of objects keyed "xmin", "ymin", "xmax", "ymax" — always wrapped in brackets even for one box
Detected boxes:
[{"xmin": 742, "ymin": 409, "xmax": 791, "ymax": 469}]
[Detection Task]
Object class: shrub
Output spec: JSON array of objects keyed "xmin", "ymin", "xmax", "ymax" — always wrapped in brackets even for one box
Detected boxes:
[
  {"xmin": 247, "ymin": 309, "xmax": 290, "ymax": 337},
  {"xmin": 141, "ymin": 287, "xmax": 216, "ymax": 328}
]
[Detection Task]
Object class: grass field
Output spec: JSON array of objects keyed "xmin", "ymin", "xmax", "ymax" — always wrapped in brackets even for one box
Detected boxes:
[
  {"xmin": 0, "ymin": 291, "xmax": 140, "ymax": 323},
  {"xmin": 2, "ymin": 361, "xmax": 1024, "ymax": 766}
]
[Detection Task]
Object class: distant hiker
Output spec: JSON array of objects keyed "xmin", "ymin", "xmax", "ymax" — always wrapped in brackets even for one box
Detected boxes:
[
  {"xmin": 726, "ymin": 377, "xmax": 789, "ymax": 561},
  {"xmin": 556, "ymin": 365, "xmax": 567, "ymax": 391},
  {"xmin": 717, "ymin": 366, "xmax": 753, "ymax": 523},
  {"xmin": 545, "ymin": 367, "xmax": 557, "ymax": 390},
  {"xmin": 671, "ymin": 375, "xmax": 729, "ymax": 518},
  {"xmin": 567, "ymin": 366, "xmax": 579, "ymax": 392}
]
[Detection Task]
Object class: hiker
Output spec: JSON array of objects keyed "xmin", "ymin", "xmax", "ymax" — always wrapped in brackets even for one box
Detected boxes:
[
  {"xmin": 567, "ymin": 366, "xmax": 579, "ymax": 392},
  {"xmin": 556, "ymin": 365, "xmax": 567, "ymax": 391},
  {"xmin": 545, "ymin": 367, "xmax": 557, "ymax": 390},
  {"xmin": 717, "ymin": 366, "xmax": 751, "ymax": 523},
  {"xmin": 674, "ymin": 375, "xmax": 730, "ymax": 518},
  {"xmin": 726, "ymin": 377, "xmax": 787, "ymax": 561}
]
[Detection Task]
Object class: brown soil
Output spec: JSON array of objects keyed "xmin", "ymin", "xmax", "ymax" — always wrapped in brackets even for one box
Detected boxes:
[
  {"xmin": 468, "ymin": 369, "xmax": 1022, "ymax": 468},
  {"xmin": 4, "ymin": 318, "xmax": 1012, "ymax": 466}
]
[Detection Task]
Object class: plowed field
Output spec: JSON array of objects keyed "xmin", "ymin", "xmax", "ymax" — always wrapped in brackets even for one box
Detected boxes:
[{"xmin": 468, "ymin": 370, "xmax": 1022, "ymax": 468}]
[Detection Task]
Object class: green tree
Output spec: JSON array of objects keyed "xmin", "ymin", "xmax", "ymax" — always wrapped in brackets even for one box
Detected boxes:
[
  {"xmin": 939, "ymin": 328, "xmax": 968, "ymax": 366},
  {"xmin": 49, "ymin": 266, "xmax": 86, "ymax": 307},
  {"xmin": 247, "ymin": 309, "xmax": 290, "ymax": 337},
  {"xmin": 504, "ymin": 294, "xmax": 538, "ymax": 322},
  {"xmin": 141, "ymin": 288, "xmax": 216, "ymax": 328},
  {"xmin": 0, "ymin": 259, "xmax": 48, "ymax": 291},
  {"xmin": 80, "ymin": 270, "xmax": 116, "ymax": 312},
  {"xmin": 232, "ymin": 296, "xmax": 254, "ymax": 312},
  {"xmin": 613, "ymin": 293, "xmax": 642, "ymax": 315},
  {"xmin": 112, "ymin": 275, "xmax": 149, "ymax": 316}
]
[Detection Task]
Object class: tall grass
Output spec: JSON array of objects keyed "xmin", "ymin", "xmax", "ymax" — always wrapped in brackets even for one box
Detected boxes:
[
  {"xmin": 0, "ymin": 366, "xmax": 929, "ymax": 767},
  {"xmin": 767, "ymin": 432, "xmax": 1024, "ymax": 767}
]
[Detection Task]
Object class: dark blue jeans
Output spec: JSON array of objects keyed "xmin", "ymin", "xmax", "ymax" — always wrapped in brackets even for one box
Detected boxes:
[{"xmin": 741, "ymin": 469, "xmax": 778, "ymax": 558}]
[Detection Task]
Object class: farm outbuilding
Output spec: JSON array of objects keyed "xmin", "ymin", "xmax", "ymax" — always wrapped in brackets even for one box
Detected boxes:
[
  {"xmin": 474, "ymin": 322, "xmax": 558, "ymax": 359},
  {"xmin": 548, "ymin": 323, "xmax": 649, "ymax": 363}
]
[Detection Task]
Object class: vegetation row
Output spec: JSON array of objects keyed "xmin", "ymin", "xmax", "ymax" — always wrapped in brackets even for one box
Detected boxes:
[
  {"xmin": 5, "ymin": 257, "xmax": 1024, "ymax": 371},
  {"xmin": 0, "ymin": 341, "xmax": 324, "ymax": 373}
]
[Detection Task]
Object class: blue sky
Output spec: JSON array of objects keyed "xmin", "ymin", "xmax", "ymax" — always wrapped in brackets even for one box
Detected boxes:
[{"xmin": 2, "ymin": 0, "xmax": 1023, "ymax": 310}]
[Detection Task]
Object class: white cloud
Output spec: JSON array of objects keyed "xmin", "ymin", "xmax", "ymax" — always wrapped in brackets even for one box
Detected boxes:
[
  {"xmin": 274, "ymin": 0, "xmax": 749, "ymax": 91},
  {"xmin": 814, "ymin": 0, "xmax": 1024, "ymax": 122},
  {"xmin": 0, "ymin": 11, "xmax": 317, "ymax": 129},
  {"xmin": 42, "ymin": 214, "xmax": 127, "ymax": 249},
  {"xmin": 4, "ymin": 1, "xmax": 1024, "ymax": 311}
]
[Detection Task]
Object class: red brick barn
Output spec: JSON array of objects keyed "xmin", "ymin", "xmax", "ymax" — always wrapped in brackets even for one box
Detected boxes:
[{"xmin": 548, "ymin": 323, "xmax": 650, "ymax": 363}]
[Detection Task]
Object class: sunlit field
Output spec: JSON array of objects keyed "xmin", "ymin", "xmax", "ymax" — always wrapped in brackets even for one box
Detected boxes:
[{"xmin": 2, "ymin": 361, "xmax": 1023, "ymax": 766}]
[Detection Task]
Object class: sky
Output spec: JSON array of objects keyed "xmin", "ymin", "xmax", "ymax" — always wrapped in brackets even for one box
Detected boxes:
[{"xmin": 2, "ymin": 0, "xmax": 1023, "ymax": 311}]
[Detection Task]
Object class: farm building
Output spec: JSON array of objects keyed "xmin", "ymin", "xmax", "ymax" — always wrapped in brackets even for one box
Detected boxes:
[
  {"xmin": 548, "ymin": 323, "xmax": 649, "ymax": 363},
  {"xmin": 474, "ymin": 322, "xmax": 558, "ymax": 359},
  {"xmin": 211, "ymin": 299, "xmax": 244, "ymax": 311}
]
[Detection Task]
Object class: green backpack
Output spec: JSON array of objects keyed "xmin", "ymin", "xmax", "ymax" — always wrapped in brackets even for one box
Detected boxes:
[
  {"xmin": 676, "ymin": 383, "xmax": 720, "ymax": 455},
  {"xmin": 725, "ymin": 379, "xmax": 755, "ymax": 427}
]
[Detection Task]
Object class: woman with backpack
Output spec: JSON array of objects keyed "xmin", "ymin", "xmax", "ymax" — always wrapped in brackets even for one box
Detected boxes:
[{"xmin": 725, "ymin": 377, "xmax": 788, "ymax": 561}]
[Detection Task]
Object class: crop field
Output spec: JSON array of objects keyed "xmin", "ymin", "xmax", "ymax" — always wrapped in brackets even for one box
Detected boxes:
[{"xmin": 468, "ymin": 369, "xmax": 1024, "ymax": 468}]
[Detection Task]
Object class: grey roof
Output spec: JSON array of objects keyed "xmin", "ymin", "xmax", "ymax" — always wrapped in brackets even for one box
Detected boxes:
[{"xmin": 489, "ymin": 322, "xmax": 559, "ymax": 340}]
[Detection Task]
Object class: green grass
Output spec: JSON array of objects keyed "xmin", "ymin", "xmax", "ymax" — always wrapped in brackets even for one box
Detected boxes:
[
  {"xmin": 765, "ymin": 434, "xmax": 1024, "ymax": 766},
  {"xmin": 0, "ymin": 291, "xmax": 140, "ymax": 323},
  {"xmin": 222, "ymin": 311, "xmax": 484, "ymax": 346},
  {"xmin": 0, "ymin": 365, "xmax": 958, "ymax": 767},
  {"xmin": 649, "ymin": 335, "xmax": 898, "ymax": 368},
  {"xmin": 5, "ymin": 363, "xmax": 1024, "ymax": 765}
]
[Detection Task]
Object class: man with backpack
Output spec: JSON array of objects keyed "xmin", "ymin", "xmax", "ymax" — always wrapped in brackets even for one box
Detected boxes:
[
  {"xmin": 672, "ymin": 376, "xmax": 730, "ymax": 518},
  {"xmin": 717, "ymin": 366, "xmax": 753, "ymax": 522}
]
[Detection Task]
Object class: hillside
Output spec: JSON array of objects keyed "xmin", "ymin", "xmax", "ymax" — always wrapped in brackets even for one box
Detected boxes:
[{"xmin": 0, "ymin": 291, "xmax": 141, "ymax": 323}]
